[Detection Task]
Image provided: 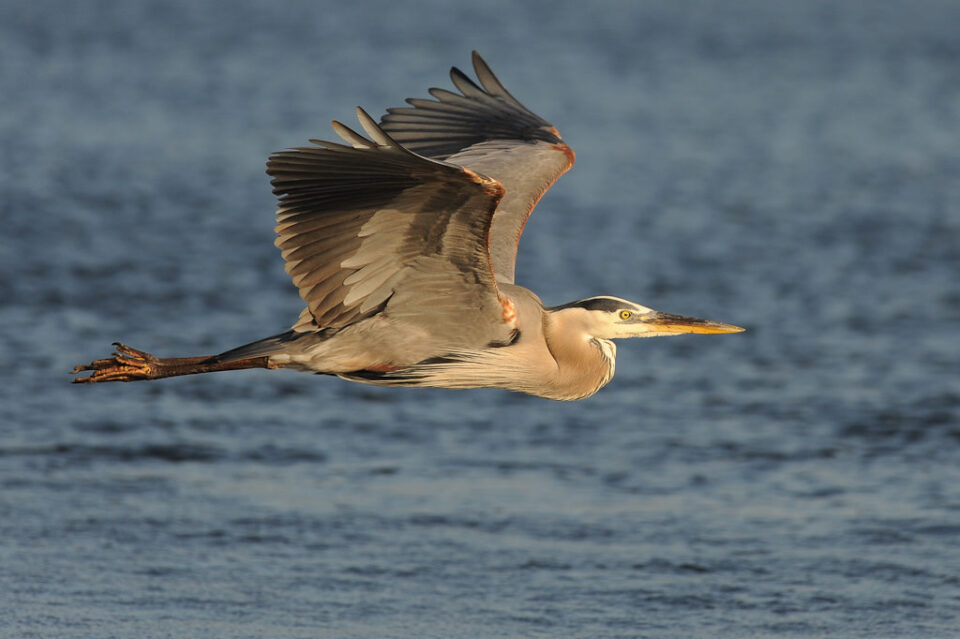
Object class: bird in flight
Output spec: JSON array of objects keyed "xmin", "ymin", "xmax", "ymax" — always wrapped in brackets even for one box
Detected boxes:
[{"xmin": 73, "ymin": 52, "xmax": 743, "ymax": 400}]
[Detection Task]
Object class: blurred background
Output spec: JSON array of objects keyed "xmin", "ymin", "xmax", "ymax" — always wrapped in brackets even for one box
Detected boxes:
[{"xmin": 1, "ymin": 1, "xmax": 958, "ymax": 637}]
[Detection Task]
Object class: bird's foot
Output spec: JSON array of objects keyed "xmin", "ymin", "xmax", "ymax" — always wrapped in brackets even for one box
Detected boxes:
[{"xmin": 71, "ymin": 342, "xmax": 161, "ymax": 383}]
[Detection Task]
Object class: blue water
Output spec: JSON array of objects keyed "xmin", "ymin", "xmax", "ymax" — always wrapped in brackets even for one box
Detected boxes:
[{"xmin": 2, "ymin": 1, "xmax": 959, "ymax": 637}]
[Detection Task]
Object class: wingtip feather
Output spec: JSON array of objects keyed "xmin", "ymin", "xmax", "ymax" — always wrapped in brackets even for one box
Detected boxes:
[
  {"xmin": 331, "ymin": 120, "xmax": 373, "ymax": 148},
  {"xmin": 355, "ymin": 106, "xmax": 399, "ymax": 148}
]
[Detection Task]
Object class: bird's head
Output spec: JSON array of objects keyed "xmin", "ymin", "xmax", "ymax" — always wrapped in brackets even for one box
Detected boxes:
[{"xmin": 550, "ymin": 296, "xmax": 744, "ymax": 340}]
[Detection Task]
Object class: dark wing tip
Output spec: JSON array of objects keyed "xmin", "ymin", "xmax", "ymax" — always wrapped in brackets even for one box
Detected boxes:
[
  {"xmin": 469, "ymin": 51, "xmax": 523, "ymax": 107},
  {"xmin": 379, "ymin": 52, "xmax": 563, "ymax": 159}
]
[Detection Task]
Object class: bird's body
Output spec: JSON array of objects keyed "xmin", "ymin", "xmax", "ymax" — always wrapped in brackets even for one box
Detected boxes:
[
  {"xmin": 223, "ymin": 285, "xmax": 615, "ymax": 401},
  {"xmin": 73, "ymin": 53, "xmax": 742, "ymax": 400}
]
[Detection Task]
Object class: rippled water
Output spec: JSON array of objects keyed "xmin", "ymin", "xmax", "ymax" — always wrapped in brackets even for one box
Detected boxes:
[{"xmin": 2, "ymin": 1, "xmax": 959, "ymax": 637}]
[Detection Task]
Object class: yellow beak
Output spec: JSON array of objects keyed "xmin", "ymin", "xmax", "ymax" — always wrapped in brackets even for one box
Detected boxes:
[{"xmin": 642, "ymin": 312, "xmax": 745, "ymax": 335}]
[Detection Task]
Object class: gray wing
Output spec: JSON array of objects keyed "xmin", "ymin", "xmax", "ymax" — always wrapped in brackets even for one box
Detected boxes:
[
  {"xmin": 269, "ymin": 107, "xmax": 513, "ymax": 348},
  {"xmin": 380, "ymin": 51, "xmax": 575, "ymax": 284}
]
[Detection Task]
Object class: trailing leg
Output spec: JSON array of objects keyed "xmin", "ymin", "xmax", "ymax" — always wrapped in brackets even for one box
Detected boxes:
[{"xmin": 71, "ymin": 342, "xmax": 274, "ymax": 383}]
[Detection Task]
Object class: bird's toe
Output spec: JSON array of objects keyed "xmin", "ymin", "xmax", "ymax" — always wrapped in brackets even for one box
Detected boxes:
[{"xmin": 71, "ymin": 344, "xmax": 157, "ymax": 383}]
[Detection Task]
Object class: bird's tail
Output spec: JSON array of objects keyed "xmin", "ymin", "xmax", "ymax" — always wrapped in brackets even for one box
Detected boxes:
[{"xmin": 212, "ymin": 330, "xmax": 306, "ymax": 363}]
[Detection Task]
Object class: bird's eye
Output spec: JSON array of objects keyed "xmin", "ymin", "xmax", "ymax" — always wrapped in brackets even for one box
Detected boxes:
[{"xmin": 619, "ymin": 310, "xmax": 632, "ymax": 320}]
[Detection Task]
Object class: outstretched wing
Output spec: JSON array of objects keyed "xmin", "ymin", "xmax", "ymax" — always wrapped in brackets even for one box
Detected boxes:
[
  {"xmin": 268, "ymin": 107, "xmax": 511, "ymax": 348},
  {"xmin": 380, "ymin": 51, "xmax": 575, "ymax": 284}
]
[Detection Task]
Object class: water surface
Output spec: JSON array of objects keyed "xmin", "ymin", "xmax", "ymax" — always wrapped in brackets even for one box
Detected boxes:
[{"xmin": 2, "ymin": 1, "xmax": 959, "ymax": 637}]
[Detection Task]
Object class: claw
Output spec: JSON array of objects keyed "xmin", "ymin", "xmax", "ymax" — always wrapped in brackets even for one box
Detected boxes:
[
  {"xmin": 71, "ymin": 342, "xmax": 159, "ymax": 383},
  {"xmin": 112, "ymin": 342, "xmax": 158, "ymax": 363}
]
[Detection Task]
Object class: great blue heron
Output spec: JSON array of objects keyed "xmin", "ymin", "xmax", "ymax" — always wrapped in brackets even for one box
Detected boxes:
[{"xmin": 72, "ymin": 52, "xmax": 743, "ymax": 401}]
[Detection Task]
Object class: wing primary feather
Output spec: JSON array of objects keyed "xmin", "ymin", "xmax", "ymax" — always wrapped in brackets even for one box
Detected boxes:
[
  {"xmin": 331, "ymin": 121, "xmax": 374, "ymax": 148},
  {"xmin": 470, "ymin": 50, "xmax": 525, "ymax": 109},
  {"xmin": 448, "ymin": 66, "xmax": 488, "ymax": 99},
  {"xmin": 406, "ymin": 96, "xmax": 483, "ymax": 115},
  {"xmin": 355, "ymin": 107, "xmax": 400, "ymax": 148}
]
